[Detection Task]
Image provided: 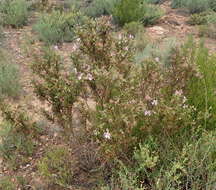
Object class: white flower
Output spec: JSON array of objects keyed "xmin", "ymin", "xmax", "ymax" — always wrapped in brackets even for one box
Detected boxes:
[
  {"xmin": 72, "ymin": 43, "xmax": 78, "ymax": 51},
  {"xmin": 54, "ymin": 45, "xmax": 58, "ymax": 50},
  {"xmin": 103, "ymin": 129, "xmax": 111, "ymax": 139},
  {"xmin": 182, "ymin": 96, "xmax": 187, "ymax": 103},
  {"xmin": 175, "ymin": 90, "xmax": 183, "ymax": 96},
  {"xmin": 77, "ymin": 73, "xmax": 83, "ymax": 80},
  {"xmin": 144, "ymin": 110, "xmax": 152, "ymax": 116},
  {"xmin": 124, "ymin": 46, "xmax": 129, "ymax": 51},
  {"xmin": 155, "ymin": 57, "xmax": 160, "ymax": 62},
  {"xmin": 152, "ymin": 99, "xmax": 158, "ymax": 106},
  {"xmin": 87, "ymin": 73, "xmax": 93, "ymax": 81},
  {"xmin": 74, "ymin": 68, "xmax": 77, "ymax": 74},
  {"xmin": 129, "ymin": 34, "xmax": 134, "ymax": 39},
  {"xmin": 183, "ymin": 104, "xmax": 188, "ymax": 109}
]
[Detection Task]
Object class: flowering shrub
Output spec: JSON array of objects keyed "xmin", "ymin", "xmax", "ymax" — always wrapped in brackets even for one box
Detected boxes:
[{"xmin": 32, "ymin": 18, "xmax": 201, "ymax": 164}]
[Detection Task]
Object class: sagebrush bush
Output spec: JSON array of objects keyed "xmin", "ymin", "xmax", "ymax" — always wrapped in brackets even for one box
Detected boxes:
[
  {"xmin": 199, "ymin": 24, "xmax": 216, "ymax": 39},
  {"xmin": 38, "ymin": 146, "xmax": 75, "ymax": 188},
  {"xmin": 33, "ymin": 9, "xmax": 84, "ymax": 44},
  {"xmin": 85, "ymin": 0, "xmax": 118, "ymax": 18},
  {"xmin": 171, "ymin": 0, "xmax": 216, "ymax": 13},
  {"xmin": 0, "ymin": 0, "xmax": 29, "ymax": 28},
  {"xmin": 0, "ymin": 51, "xmax": 21, "ymax": 98},
  {"xmin": 134, "ymin": 37, "xmax": 178, "ymax": 64},
  {"xmin": 198, "ymin": 12, "xmax": 216, "ymax": 39},
  {"xmin": 123, "ymin": 21, "xmax": 144, "ymax": 36},
  {"xmin": 187, "ymin": 12, "xmax": 208, "ymax": 25},
  {"xmin": 185, "ymin": 40, "xmax": 216, "ymax": 128},
  {"xmin": 113, "ymin": 0, "xmax": 163, "ymax": 26}
]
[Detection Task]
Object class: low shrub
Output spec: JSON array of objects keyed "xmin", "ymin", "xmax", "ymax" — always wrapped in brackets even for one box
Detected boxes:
[
  {"xmin": 171, "ymin": 0, "xmax": 216, "ymax": 13},
  {"xmin": 146, "ymin": 0, "xmax": 165, "ymax": 4},
  {"xmin": 99, "ymin": 130, "xmax": 216, "ymax": 189},
  {"xmin": 0, "ymin": 102, "xmax": 42, "ymax": 169},
  {"xmin": 187, "ymin": 12, "xmax": 208, "ymax": 25},
  {"xmin": 185, "ymin": 40, "xmax": 216, "ymax": 129},
  {"xmin": 33, "ymin": 9, "xmax": 84, "ymax": 44},
  {"xmin": 113, "ymin": 0, "xmax": 163, "ymax": 26},
  {"xmin": 29, "ymin": 17, "xmax": 216, "ymax": 188},
  {"xmin": 0, "ymin": 0, "xmax": 29, "ymax": 28},
  {"xmin": 38, "ymin": 146, "xmax": 75, "ymax": 188},
  {"xmin": 0, "ymin": 176, "xmax": 15, "ymax": 190},
  {"xmin": 134, "ymin": 37, "xmax": 178, "ymax": 64},
  {"xmin": 123, "ymin": 21, "xmax": 144, "ymax": 36},
  {"xmin": 198, "ymin": 12, "xmax": 216, "ymax": 39},
  {"xmin": 85, "ymin": 0, "xmax": 118, "ymax": 18},
  {"xmin": 0, "ymin": 51, "xmax": 21, "ymax": 99}
]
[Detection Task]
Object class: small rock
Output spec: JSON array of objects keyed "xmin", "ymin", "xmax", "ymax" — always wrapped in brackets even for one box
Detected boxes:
[{"xmin": 150, "ymin": 26, "xmax": 167, "ymax": 35}]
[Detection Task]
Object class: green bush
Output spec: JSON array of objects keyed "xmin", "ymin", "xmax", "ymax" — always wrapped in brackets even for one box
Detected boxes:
[
  {"xmin": 0, "ymin": 0, "xmax": 29, "ymax": 28},
  {"xmin": 134, "ymin": 37, "xmax": 178, "ymax": 64},
  {"xmin": 100, "ymin": 130, "xmax": 216, "ymax": 189},
  {"xmin": 123, "ymin": 21, "xmax": 144, "ymax": 36},
  {"xmin": 113, "ymin": 0, "xmax": 163, "ymax": 26},
  {"xmin": 85, "ymin": 0, "xmax": 118, "ymax": 18},
  {"xmin": 171, "ymin": 0, "xmax": 216, "ymax": 13},
  {"xmin": 199, "ymin": 23, "xmax": 216, "ymax": 39},
  {"xmin": 0, "ymin": 26, "xmax": 4, "ymax": 44},
  {"xmin": 0, "ymin": 102, "xmax": 42, "ymax": 169},
  {"xmin": 146, "ymin": 0, "xmax": 165, "ymax": 4},
  {"xmin": 32, "ymin": 19, "xmax": 210, "ymax": 164},
  {"xmin": 187, "ymin": 12, "xmax": 208, "ymax": 25},
  {"xmin": 186, "ymin": 0, "xmax": 210, "ymax": 14},
  {"xmin": 0, "ymin": 52, "xmax": 21, "ymax": 98},
  {"xmin": 33, "ymin": 9, "xmax": 84, "ymax": 44},
  {"xmin": 38, "ymin": 146, "xmax": 75, "ymax": 188},
  {"xmin": 185, "ymin": 40, "xmax": 216, "ymax": 128},
  {"xmin": 0, "ymin": 176, "xmax": 15, "ymax": 190}
]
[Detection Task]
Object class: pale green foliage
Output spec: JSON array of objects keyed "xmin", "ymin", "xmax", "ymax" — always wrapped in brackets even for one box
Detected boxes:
[
  {"xmin": 85, "ymin": 0, "xmax": 118, "ymax": 18},
  {"xmin": 134, "ymin": 37, "xmax": 178, "ymax": 64},
  {"xmin": 0, "ymin": 176, "xmax": 15, "ymax": 190},
  {"xmin": 33, "ymin": 9, "xmax": 84, "ymax": 44},
  {"xmin": 38, "ymin": 146, "xmax": 75, "ymax": 188},
  {"xmin": 100, "ymin": 130, "xmax": 216, "ymax": 189},
  {"xmin": 0, "ymin": 0, "xmax": 29, "ymax": 28},
  {"xmin": 113, "ymin": 0, "xmax": 163, "ymax": 26},
  {"xmin": 185, "ymin": 40, "xmax": 216, "ymax": 127},
  {"xmin": 0, "ymin": 51, "xmax": 21, "ymax": 98},
  {"xmin": 123, "ymin": 21, "xmax": 144, "ymax": 36},
  {"xmin": 171, "ymin": 0, "xmax": 216, "ymax": 13},
  {"xmin": 198, "ymin": 12, "xmax": 216, "ymax": 39},
  {"xmin": 0, "ymin": 102, "xmax": 42, "ymax": 169}
]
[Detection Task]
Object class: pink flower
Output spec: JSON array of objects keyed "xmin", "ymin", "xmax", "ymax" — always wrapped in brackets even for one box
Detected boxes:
[
  {"xmin": 77, "ymin": 73, "xmax": 83, "ymax": 80},
  {"xmin": 87, "ymin": 73, "xmax": 93, "ymax": 81},
  {"xmin": 144, "ymin": 110, "xmax": 152, "ymax": 116},
  {"xmin": 175, "ymin": 90, "xmax": 183, "ymax": 96}
]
